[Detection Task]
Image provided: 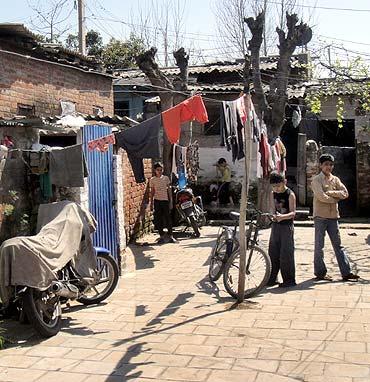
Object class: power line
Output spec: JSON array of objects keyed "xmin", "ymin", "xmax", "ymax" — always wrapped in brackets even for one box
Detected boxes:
[
  {"xmin": 259, "ymin": 0, "xmax": 370, "ymax": 13},
  {"xmin": 318, "ymin": 35, "xmax": 370, "ymax": 47}
]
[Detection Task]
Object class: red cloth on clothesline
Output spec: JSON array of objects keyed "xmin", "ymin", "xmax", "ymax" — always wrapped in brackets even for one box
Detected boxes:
[
  {"xmin": 87, "ymin": 134, "xmax": 115, "ymax": 152},
  {"xmin": 162, "ymin": 95, "xmax": 209, "ymax": 144}
]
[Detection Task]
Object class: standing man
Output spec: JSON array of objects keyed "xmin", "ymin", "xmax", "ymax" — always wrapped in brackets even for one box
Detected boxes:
[
  {"xmin": 149, "ymin": 162, "xmax": 177, "ymax": 244},
  {"xmin": 311, "ymin": 154, "xmax": 359, "ymax": 281}
]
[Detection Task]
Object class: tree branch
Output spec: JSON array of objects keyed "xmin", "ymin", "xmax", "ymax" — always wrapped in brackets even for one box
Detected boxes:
[
  {"xmin": 173, "ymin": 47, "xmax": 189, "ymax": 91},
  {"xmin": 244, "ymin": 12, "xmax": 269, "ymax": 117}
]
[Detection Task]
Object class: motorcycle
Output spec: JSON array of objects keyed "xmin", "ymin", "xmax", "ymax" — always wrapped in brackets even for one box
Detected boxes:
[
  {"xmin": 0, "ymin": 201, "xmax": 119, "ymax": 338},
  {"xmin": 174, "ymin": 186, "xmax": 206, "ymax": 237}
]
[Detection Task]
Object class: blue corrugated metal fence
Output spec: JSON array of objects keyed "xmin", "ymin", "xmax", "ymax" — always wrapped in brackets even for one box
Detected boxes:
[{"xmin": 82, "ymin": 124, "xmax": 118, "ymax": 261}]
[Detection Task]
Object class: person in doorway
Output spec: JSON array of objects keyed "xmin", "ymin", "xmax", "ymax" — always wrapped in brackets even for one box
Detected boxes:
[
  {"xmin": 149, "ymin": 162, "xmax": 178, "ymax": 244},
  {"xmin": 215, "ymin": 158, "xmax": 234, "ymax": 206},
  {"xmin": 311, "ymin": 154, "xmax": 359, "ymax": 281},
  {"xmin": 267, "ymin": 172, "xmax": 297, "ymax": 288}
]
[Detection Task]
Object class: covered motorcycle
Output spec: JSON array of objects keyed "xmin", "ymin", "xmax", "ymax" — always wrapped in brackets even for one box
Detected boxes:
[{"xmin": 0, "ymin": 201, "xmax": 119, "ymax": 337}]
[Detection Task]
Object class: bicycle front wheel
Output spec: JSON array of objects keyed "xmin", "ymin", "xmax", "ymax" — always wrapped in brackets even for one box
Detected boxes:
[
  {"xmin": 209, "ymin": 230, "xmax": 238, "ymax": 282},
  {"xmin": 223, "ymin": 246, "xmax": 271, "ymax": 299}
]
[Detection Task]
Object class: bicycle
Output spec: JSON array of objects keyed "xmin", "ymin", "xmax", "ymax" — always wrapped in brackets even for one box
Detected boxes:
[{"xmin": 209, "ymin": 208, "xmax": 273, "ymax": 299}]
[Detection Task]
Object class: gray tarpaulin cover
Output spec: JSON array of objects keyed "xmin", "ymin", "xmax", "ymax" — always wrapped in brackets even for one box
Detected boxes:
[{"xmin": 0, "ymin": 201, "xmax": 98, "ymax": 305}]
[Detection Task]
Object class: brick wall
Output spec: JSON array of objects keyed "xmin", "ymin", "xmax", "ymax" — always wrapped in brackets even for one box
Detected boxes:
[
  {"xmin": 122, "ymin": 152, "xmax": 153, "ymax": 242},
  {"xmin": 357, "ymin": 137, "xmax": 370, "ymax": 215},
  {"xmin": 0, "ymin": 50, "xmax": 113, "ymax": 118}
]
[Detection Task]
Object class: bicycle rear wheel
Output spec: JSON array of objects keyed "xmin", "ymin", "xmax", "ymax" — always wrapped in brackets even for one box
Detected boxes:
[{"xmin": 223, "ymin": 246, "xmax": 271, "ymax": 299}]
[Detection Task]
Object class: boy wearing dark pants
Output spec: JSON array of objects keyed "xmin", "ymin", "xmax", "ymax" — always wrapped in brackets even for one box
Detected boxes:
[
  {"xmin": 267, "ymin": 172, "xmax": 297, "ymax": 288},
  {"xmin": 149, "ymin": 162, "xmax": 178, "ymax": 244}
]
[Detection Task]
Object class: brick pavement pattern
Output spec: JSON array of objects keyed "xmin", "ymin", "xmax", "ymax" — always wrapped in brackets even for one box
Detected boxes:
[{"xmin": 1, "ymin": 225, "xmax": 370, "ymax": 382}]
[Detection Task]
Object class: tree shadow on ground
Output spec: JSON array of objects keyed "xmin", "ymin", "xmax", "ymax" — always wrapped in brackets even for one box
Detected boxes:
[
  {"xmin": 111, "ymin": 343, "xmax": 153, "ymax": 380},
  {"xmin": 129, "ymin": 244, "xmax": 159, "ymax": 270},
  {"xmin": 105, "ymin": 290, "xmax": 234, "ymax": 381}
]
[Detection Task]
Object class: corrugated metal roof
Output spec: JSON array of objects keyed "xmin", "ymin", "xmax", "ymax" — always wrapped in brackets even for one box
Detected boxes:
[
  {"xmin": 0, "ymin": 23, "xmax": 110, "ymax": 75},
  {"xmin": 114, "ymin": 57, "xmax": 303, "ymax": 80},
  {"xmin": 0, "ymin": 114, "xmax": 136, "ymax": 128},
  {"xmin": 305, "ymin": 79, "xmax": 370, "ymax": 96}
]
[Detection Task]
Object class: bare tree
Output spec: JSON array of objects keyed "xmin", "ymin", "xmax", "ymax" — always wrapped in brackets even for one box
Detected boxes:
[
  {"xmin": 136, "ymin": 47, "xmax": 189, "ymax": 174},
  {"xmin": 213, "ymin": 0, "xmax": 312, "ymax": 58},
  {"xmin": 245, "ymin": 11, "xmax": 312, "ymax": 210},
  {"xmin": 130, "ymin": 0, "xmax": 187, "ymax": 67},
  {"xmin": 27, "ymin": 0, "xmax": 74, "ymax": 43}
]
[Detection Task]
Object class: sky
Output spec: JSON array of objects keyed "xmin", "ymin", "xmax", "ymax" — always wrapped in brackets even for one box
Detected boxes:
[{"xmin": 1, "ymin": 0, "xmax": 370, "ymax": 68}]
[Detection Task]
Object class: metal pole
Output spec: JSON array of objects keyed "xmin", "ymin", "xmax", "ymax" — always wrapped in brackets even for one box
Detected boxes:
[
  {"xmin": 237, "ymin": 94, "xmax": 252, "ymax": 302},
  {"xmin": 78, "ymin": 0, "xmax": 86, "ymax": 55}
]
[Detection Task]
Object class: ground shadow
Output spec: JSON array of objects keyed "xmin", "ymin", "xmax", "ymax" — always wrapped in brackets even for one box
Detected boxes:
[
  {"xmin": 129, "ymin": 244, "xmax": 159, "ymax": 270},
  {"xmin": 1, "ymin": 314, "xmax": 95, "ymax": 348},
  {"xmin": 105, "ymin": 289, "xmax": 234, "ymax": 381}
]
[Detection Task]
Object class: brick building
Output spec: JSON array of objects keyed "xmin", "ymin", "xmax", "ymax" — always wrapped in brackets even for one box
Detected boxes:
[
  {"xmin": 0, "ymin": 24, "xmax": 115, "ymax": 241},
  {"xmin": 0, "ymin": 24, "xmax": 113, "ymax": 118},
  {"xmin": 0, "ymin": 24, "xmax": 153, "ymax": 251}
]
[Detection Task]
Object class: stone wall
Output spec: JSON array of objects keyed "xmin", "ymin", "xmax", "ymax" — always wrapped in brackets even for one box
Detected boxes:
[
  {"xmin": 0, "ymin": 50, "xmax": 113, "ymax": 118},
  {"xmin": 305, "ymin": 139, "xmax": 319, "ymax": 208},
  {"xmin": 356, "ymin": 132, "xmax": 370, "ymax": 215},
  {"xmin": 121, "ymin": 151, "xmax": 153, "ymax": 242}
]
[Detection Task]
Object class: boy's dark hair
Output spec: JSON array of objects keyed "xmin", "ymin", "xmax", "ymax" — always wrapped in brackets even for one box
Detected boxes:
[
  {"xmin": 269, "ymin": 172, "xmax": 285, "ymax": 184},
  {"xmin": 153, "ymin": 162, "xmax": 163, "ymax": 169},
  {"xmin": 319, "ymin": 153, "xmax": 335, "ymax": 164},
  {"xmin": 217, "ymin": 158, "xmax": 226, "ymax": 165}
]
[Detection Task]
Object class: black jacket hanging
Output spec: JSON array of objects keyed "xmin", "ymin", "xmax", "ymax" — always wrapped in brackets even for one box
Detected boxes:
[{"xmin": 116, "ymin": 114, "xmax": 161, "ymax": 183}]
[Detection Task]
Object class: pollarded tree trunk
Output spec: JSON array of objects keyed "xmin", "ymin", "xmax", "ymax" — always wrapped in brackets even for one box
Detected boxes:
[
  {"xmin": 244, "ymin": 12, "xmax": 312, "ymax": 212},
  {"xmin": 136, "ymin": 47, "xmax": 189, "ymax": 176}
]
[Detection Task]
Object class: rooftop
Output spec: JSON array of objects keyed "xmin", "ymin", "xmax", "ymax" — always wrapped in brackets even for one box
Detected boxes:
[{"xmin": 0, "ymin": 23, "xmax": 110, "ymax": 76}]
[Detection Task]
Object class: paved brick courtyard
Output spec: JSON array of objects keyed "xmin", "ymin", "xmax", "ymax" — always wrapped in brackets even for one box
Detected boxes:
[{"xmin": 1, "ymin": 225, "xmax": 370, "ymax": 382}]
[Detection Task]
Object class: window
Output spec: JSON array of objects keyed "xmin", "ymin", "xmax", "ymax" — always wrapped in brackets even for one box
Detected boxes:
[
  {"xmin": 17, "ymin": 103, "xmax": 35, "ymax": 116},
  {"xmin": 114, "ymin": 100, "xmax": 130, "ymax": 117}
]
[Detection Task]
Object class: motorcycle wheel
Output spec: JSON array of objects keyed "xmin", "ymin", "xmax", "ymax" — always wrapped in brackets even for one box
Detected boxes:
[
  {"xmin": 189, "ymin": 215, "xmax": 200, "ymax": 237},
  {"xmin": 77, "ymin": 252, "xmax": 119, "ymax": 305},
  {"xmin": 195, "ymin": 205, "xmax": 206, "ymax": 227},
  {"xmin": 22, "ymin": 288, "xmax": 62, "ymax": 337}
]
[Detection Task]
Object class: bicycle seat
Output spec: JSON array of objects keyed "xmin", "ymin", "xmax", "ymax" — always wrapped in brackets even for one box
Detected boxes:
[{"xmin": 229, "ymin": 211, "xmax": 240, "ymax": 220}]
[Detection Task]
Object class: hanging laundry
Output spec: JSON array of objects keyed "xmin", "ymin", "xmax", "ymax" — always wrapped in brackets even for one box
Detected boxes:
[
  {"xmin": 0, "ymin": 145, "xmax": 8, "ymax": 181},
  {"xmin": 49, "ymin": 144, "xmax": 88, "ymax": 187},
  {"xmin": 276, "ymin": 137, "xmax": 287, "ymax": 174},
  {"xmin": 116, "ymin": 114, "xmax": 161, "ymax": 183},
  {"xmin": 27, "ymin": 151, "xmax": 49, "ymax": 175},
  {"xmin": 88, "ymin": 134, "xmax": 115, "ymax": 153},
  {"xmin": 186, "ymin": 141, "xmax": 200, "ymax": 183},
  {"xmin": 259, "ymin": 133, "xmax": 270, "ymax": 178},
  {"xmin": 172, "ymin": 144, "xmax": 187, "ymax": 177},
  {"xmin": 220, "ymin": 97, "xmax": 245, "ymax": 162},
  {"xmin": 1, "ymin": 136, "xmax": 14, "ymax": 149},
  {"xmin": 292, "ymin": 106, "xmax": 302, "ymax": 128},
  {"xmin": 249, "ymin": 102, "xmax": 261, "ymax": 142},
  {"xmin": 39, "ymin": 173, "xmax": 53, "ymax": 201},
  {"xmin": 236, "ymin": 96, "xmax": 247, "ymax": 125},
  {"xmin": 162, "ymin": 95, "xmax": 208, "ymax": 144}
]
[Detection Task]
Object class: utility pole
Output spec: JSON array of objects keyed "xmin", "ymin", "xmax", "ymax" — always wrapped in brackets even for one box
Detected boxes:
[
  {"xmin": 237, "ymin": 94, "xmax": 252, "ymax": 303},
  {"xmin": 78, "ymin": 0, "xmax": 86, "ymax": 55}
]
